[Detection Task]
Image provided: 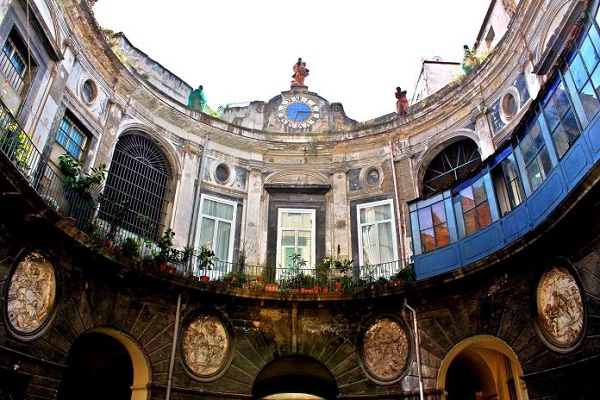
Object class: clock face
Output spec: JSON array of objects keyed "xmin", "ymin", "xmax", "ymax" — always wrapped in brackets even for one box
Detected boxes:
[{"xmin": 277, "ymin": 96, "xmax": 320, "ymax": 128}]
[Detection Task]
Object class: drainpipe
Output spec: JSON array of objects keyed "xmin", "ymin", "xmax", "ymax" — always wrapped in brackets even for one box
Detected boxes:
[
  {"xmin": 165, "ymin": 292, "xmax": 183, "ymax": 400},
  {"xmin": 405, "ymin": 299, "xmax": 424, "ymax": 400},
  {"xmin": 389, "ymin": 139, "xmax": 406, "ymax": 268},
  {"xmin": 189, "ymin": 135, "xmax": 210, "ymax": 247}
]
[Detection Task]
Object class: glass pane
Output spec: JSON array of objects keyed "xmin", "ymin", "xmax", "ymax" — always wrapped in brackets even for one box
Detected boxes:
[
  {"xmin": 561, "ymin": 108, "xmax": 580, "ymax": 139},
  {"xmin": 434, "ymin": 223, "xmax": 450, "ymax": 247},
  {"xmin": 476, "ymin": 201, "xmax": 492, "ymax": 228},
  {"xmin": 378, "ymin": 222, "xmax": 394, "ymax": 264},
  {"xmin": 580, "ymin": 80, "xmax": 600, "ymax": 120},
  {"xmin": 281, "ymin": 230, "xmax": 294, "ymax": 246},
  {"xmin": 199, "ymin": 218, "xmax": 215, "ymax": 248},
  {"xmin": 421, "ymin": 228, "xmax": 436, "ymax": 252},
  {"xmin": 361, "ymin": 225, "xmax": 378, "ymax": 265},
  {"xmin": 569, "ymin": 54, "xmax": 588, "ymax": 90},
  {"xmin": 520, "ymin": 134, "xmax": 536, "ymax": 164},
  {"xmin": 543, "ymin": 97, "xmax": 560, "ymax": 131},
  {"xmin": 418, "ymin": 208, "xmax": 433, "ymax": 229},
  {"xmin": 203, "ymin": 199, "xmax": 234, "ymax": 220},
  {"xmin": 431, "ymin": 201, "xmax": 447, "ymax": 225},
  {"xmin": 472, "ymin": 178, "xmax": 487, "ymax": 205},
  {"xmin": 554, "ymin": 82, "xmax": 572, "ymax": 118},
  {"xmin": 552, "ymin": 126, "xmax": 569, "ymax": 159},
  {"xmin": 592, "ymin": 63, "xmax": 600, "ymax": 97},
  {"xmin": 460, "ymin": 186, "xmax": 475, "ymax": 212},
  {"xmin": 463, "ymin": 209, "xmax": 478, "ymax": 236},
  {"xmin": 297, "ymin": 231, "xmax": 312, "ymax": 267},
  {"xmin": 282, "ymin": 211, "xmax": 311, "ymax": 228},
  {"xmin": 539, "ymin": 148, "xmax": 553, "ymax": 178},
  {"xmin": 590, "ymin": 24, "xmax": 600, "ymax": 54},
  {"xmin": 530, "ymin": 119, "xmax": 545, "ymax": 150},
  {"xmin": 361, "ymin": 203, "xmax": 391, "ymax": 223},
  {"xmin": 580, "ymin": 35, "xmax": 600, "ymax": 74},
  {"xmin": 215, "ymin": 222, "xmax": 231, "ymax": 261},
  {"xmin": 527, "ymin": 160, "xmax": 543, "ymax": 191}
]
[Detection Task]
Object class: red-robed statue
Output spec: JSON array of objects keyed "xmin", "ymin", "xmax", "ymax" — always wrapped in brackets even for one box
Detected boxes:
[{"xmin": 291, "ymin": 57, "xmax": 309, "ymax": 87}]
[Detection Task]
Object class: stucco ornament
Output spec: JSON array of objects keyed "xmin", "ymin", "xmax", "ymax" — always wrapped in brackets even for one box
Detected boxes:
[
  {"xmin": 362, "ymin": 317, "xmax": 409, "ymax": 381},
  {"xmin": 537, "ymin": 266, "xmax": 584, "ymax": 348},
  {"xmin": 182, "ymin": 314, "xmax": 229, "ymax": 377},
  {"xmin": 6, "ymin": 252, "xmax": 56, "ymax": 335}
]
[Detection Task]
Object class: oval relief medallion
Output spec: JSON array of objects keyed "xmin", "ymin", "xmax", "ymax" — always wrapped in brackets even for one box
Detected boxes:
[
  {"xmin": 181, "ymin": 314, "xmax": 230, "ymax": 378},
  {"xmin": 361, "ymin": 316, "xmax": 410, "ymax": 383},
  {"xmin": 536, "ymin": 266, "xmax": 585, "ymax": 350},
  {"xmin": 6, "ymin": 252, "xmax": 57, "ymax": 337}
]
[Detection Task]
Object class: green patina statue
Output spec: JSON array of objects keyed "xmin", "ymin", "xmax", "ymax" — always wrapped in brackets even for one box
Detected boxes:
[
  {"xmin": 188, "ymin": 85, "xmax": 207, "ymax": 111},
  {"xmin": 462, "ymin": 45, "xmax": 478, "ymax": 74}
]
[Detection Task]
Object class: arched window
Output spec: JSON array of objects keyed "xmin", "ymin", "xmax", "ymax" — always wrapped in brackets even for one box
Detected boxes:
[
  {"xmin": 422, "ymin": 139, "xmax": 481, "ymax": 196},
  {"xmin": 100, "ymin": 133, "xmax": 171, "ymax": 238}
]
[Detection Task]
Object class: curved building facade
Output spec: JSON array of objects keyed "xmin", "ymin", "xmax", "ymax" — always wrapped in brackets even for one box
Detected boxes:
[{"xmin": 0, "ymin": 0, "xmax": 599, "ymax": 399}]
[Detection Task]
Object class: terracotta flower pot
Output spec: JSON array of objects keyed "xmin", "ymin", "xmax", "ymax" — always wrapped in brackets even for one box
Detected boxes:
[{"xmin": 200, "ymin": 275, "xmax": 210, "ymax": 283}]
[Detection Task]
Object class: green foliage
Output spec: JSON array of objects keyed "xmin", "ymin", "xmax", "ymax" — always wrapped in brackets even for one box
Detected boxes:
[
  {"xmin": 156, "ymin": 228, "xmax": 175, "ymax": 263},
  {"xmin": 197, "ymin": 243, "xmax": 216, "ymax": 272},
  {"xmin": 59, "ymin": 153, "xmax": 107, "ymax": 199},
  {"xmin": 120, "ymin": 237, "xmax": 141, "ymax": 259}
]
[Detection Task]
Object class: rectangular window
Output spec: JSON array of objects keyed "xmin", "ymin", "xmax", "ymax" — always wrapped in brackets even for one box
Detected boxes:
[
  {"xmin": 357, "ymin": 200, "xmax": 398, "ymax": 266},
  {"xmin": 492, "ymin": 151, "xmax": 524, "ymax": 215},
  {"xmin": 517, "ymin": 115, "xmax": 553, "ymax": 192},
  {"xmin": 276, "ymin": 209, "xmax": 315, "ymax": 277},
  {"xmin": 0, "ymin": 30, "xmax": 33, "ymax": 94},
  {"xmin": 459, "ymin": 176, "xmax": 492, "ymax": 236},
  {"xmin": 565, "ymin": 24, "xmax": 600, "ymax": 122},
  {"xmin": 198, "ymin": 195, "xmax": 236, "ymax": 274},
  {"xmin": 56, "ymin": 115, "xmax": 86, "ymax": 159},
  {"xmin": 417, "ymin": 199, "xmax": 450, "ymax": 252},
  {"xmin": 541, "ymin": 78, "xmax": 582, "ymax": 159}
]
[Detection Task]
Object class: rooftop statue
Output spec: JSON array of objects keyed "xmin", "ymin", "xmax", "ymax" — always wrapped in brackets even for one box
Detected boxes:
[
  {"xmin": 395, "ymin": 87, "xmax": 409, "ymax": 115},
  {"xmin": 461, "ymin": 45, "xmax": 478, "ymax": 74},
  {"xmin": 291, "ymin": 57, "xmax": 309, "ymax": 87},
  {"xmin": 188, "ymin": 85, "xmax": 207, "ymax": 111}
]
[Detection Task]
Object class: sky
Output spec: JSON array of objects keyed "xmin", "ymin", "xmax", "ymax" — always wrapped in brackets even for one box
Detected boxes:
[{"xmin": 92, "ymin": 1, "xmax": 491, "ymax": 122}]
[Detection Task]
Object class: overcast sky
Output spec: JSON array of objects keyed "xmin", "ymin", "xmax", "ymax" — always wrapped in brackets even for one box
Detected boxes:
[{"xmin": 92, "ymin": 1, "xmax": 491, "ymax": 122}]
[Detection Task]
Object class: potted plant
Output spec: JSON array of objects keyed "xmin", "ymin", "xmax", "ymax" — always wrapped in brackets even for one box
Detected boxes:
[
  {"xmin": 59, "ymin": 153, "xmax": 107, "ymax": 229},
  {"xmin": 197, "ymin": 243, "xmax": 215, "ymax": 282},
  {"xmin": 182, "ymin": 245, "xmax": 196, "ymax": 277},
  {"xmin": 155, "ymin": 228, "xmax": 175, "ymax": 270},
  {"xmin": 120, "ymin": 237, "xmax": 141, "ymax": 259}
]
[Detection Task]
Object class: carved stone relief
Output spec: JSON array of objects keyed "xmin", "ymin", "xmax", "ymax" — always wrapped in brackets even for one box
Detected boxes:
[
  {"xmin": 181, "ymin": 314, "xmax": 229, "ymax": 377},
  {"xmin": 6, "ymin": 252, "xmax": 57, "ymax": 336},
  {"xmin": 536, "ymin": 266, "xmax": 584, "ymax": 349},
  {"xmin": 361, "ymin": 317, "xmax": 410, "ymax": 382}
]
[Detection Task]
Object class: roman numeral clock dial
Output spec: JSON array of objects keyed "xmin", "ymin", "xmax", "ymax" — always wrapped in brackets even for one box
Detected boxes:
[{"xmin": 277, "ymin": 96, "xmax": 320, "ymax": 128}]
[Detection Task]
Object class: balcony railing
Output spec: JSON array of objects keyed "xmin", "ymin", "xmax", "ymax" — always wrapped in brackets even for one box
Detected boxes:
[{"xmin": 0, "ymin": 97, "xmax": 415, "ymax": 295}]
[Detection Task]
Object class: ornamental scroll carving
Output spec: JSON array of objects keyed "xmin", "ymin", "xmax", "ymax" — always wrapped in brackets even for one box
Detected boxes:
[
  {"xmin": 182, "ymin": 314, "xmax": 229, "ymax": 377},
  {"xmin": 6, "ymin": 252, "xmax": 57, "ymax": 334},
  {"xmin": 362, "ymin": 317, "xmax": 409, "ymax": 381},
  {"xmin": 537, "ymin": 266, "xmax": 584, "ymax": 348}
]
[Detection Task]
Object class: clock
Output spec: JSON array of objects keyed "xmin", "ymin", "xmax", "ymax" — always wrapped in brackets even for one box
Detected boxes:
[{"xmin": 277, "ymin": 95, "xmax": 320, "ymax": 128}]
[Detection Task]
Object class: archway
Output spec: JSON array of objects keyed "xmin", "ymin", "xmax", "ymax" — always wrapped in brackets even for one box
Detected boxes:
[
  {"xmin": 438, "ymin": 335, "xmax": 528, "ymax": 400},
  {"xmin": 57, "ymin": 329, "xmax": 151, "ymax": 400},
  {"xmin": 252, "ymin": 355, "xmax": 338, "ymax": 400},
  {"xmin": 421, "ymin": 138, "xmax": 481, "ymax": 196}
]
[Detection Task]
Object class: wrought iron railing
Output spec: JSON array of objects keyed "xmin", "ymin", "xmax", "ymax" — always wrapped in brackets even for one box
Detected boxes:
[{"xmin": 0, "ymin": 97, "xmax": 415, "ymax": 295}]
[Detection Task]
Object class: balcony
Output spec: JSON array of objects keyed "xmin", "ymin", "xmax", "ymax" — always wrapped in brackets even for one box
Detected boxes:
[{"xmin": 0, "ymin": 98, "xmax": 415, "ymax": 298}]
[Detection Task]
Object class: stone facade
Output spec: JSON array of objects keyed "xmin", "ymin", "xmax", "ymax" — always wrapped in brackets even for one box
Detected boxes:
[{"xmin": 0, "ymin": 0, "xmax": 598, "ymax": 399}]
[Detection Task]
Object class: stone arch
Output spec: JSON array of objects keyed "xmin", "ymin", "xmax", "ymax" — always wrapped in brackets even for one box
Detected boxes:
[
  {"xmin": 416, "ymin": 132, "xmax": 482, "ymax": 197},
  {"xmin": 57, "ymin": 328, "xmax": 151, "ymax": 400},
  {"xmin": 437, "ymin": 335, "xmax": 528, "ymax": 400},
  {"xmin": 101, "ymin": 128, "xmax": 177, "ymax": 236},
  {"xmin": 252, "ymin": 354, "xmax": 338, "ymax": 399},
  {"xmin": 536, "ymin": 0, "xmax": 575, "ymax": 66}
]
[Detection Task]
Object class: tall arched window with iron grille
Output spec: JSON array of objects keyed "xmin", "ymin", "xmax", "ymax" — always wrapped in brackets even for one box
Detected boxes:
[{"xmin": 100, "ymin": 133, "xmax": 171, "ymax": 239}]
